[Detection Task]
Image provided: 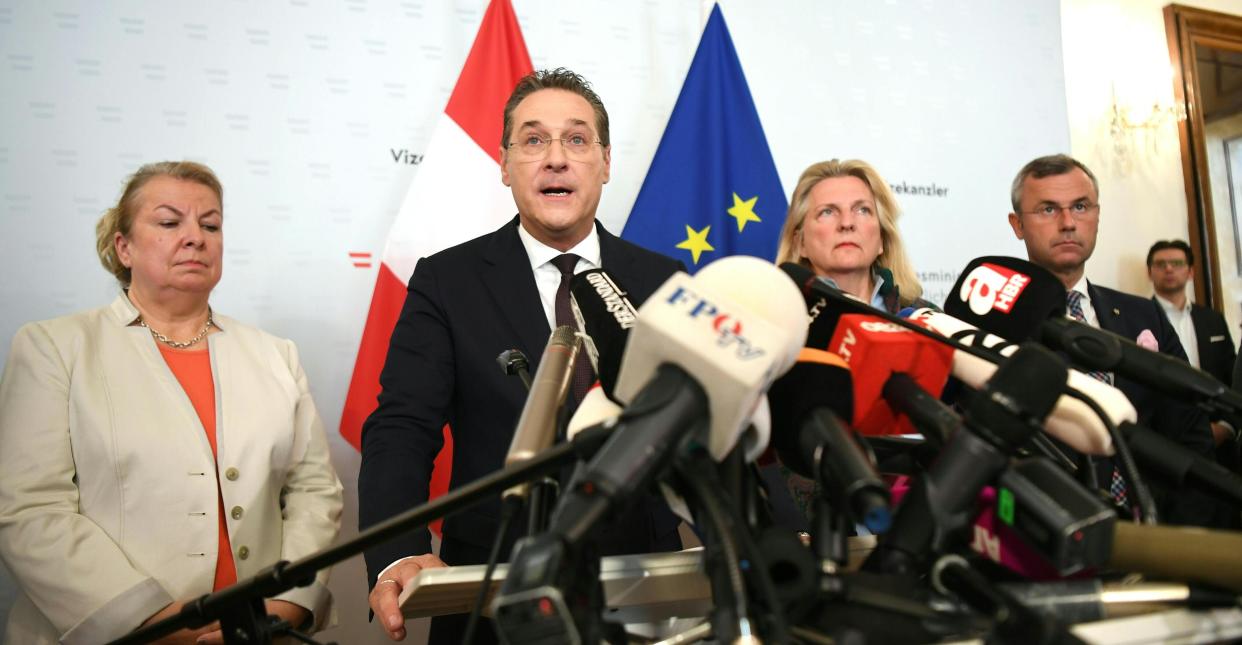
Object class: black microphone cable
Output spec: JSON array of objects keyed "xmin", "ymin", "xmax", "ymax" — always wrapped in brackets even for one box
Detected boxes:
[
  {"xmin": 675, "ymin": 447, "xmax": 791, "ymax": 643},
  {"xmin": 461, "ymin": 496, "xmax": 521, "ymax": 645},
  {"xmin": 1063, "ymin": 388, "xmax": 1157, "ymax": 525}
]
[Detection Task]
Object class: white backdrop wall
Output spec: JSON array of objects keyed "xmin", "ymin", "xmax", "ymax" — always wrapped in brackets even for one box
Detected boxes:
[
  {"xmin": 0, "ymin": 1, "xmax": 1072, "ymax": 642},
  {"xmin": 1061, "ymin": 0, "xmax": 1242, "ymax": 337}
]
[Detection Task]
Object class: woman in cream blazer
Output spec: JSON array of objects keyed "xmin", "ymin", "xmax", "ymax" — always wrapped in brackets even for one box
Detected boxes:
[{"xmin": 0, "ymin": 161, "xmax": 343, "ymax": 644}]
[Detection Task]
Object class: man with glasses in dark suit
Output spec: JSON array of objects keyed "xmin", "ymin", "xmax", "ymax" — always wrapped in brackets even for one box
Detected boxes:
[
  {"xmin": 359, "ymin": 68, "xmax": 684, "ymax": 643},
  {"xmin": 1007, "ymin": 154, "xmax": 1215, "ymax": 526},
  {"xmin": 1147, "ymin": 239, "xmax": 1235, "ymax": 391}
]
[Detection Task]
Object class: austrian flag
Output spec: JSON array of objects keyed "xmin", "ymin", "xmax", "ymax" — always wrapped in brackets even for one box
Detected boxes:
[{"xmin": 341, "ymin": 0, "xmax": 533, "ymax": 528}]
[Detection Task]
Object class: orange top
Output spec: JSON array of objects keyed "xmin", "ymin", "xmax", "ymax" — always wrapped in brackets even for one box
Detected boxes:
[{"xmin": 157, "ymin": 344, "xmax": 237, "ymax": 591}]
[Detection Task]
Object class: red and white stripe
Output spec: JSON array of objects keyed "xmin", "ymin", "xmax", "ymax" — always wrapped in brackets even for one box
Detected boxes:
[{"xmin": 341, "ymin": 0, "xmax": 532, "ymax": 531}]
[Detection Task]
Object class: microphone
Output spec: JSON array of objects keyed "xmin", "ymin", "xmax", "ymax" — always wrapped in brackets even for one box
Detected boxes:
[
  {"xmin": 946, "ymin": 256, "xmax": 1242, "ymax": 415},
  {"xmin": 804, "ymin": 409, "xmax": 893, "ymax": 533},
  {"xmin": 572, "ymin": 266, "xmax": 780, "ymax": 458},
  {"xmin": 503, "ymin": 326, "xmax": 581, "ymax": 500},
  {"xmin": 906, "ymin": 307, "xmax": 1126, "ymax": 456},
  {"xmin": 610, "ymin": 256, "xmax": 807, "ymax": 460},
  {"xmin": 495, "ymin": 257, "xmax": 808, "ymax": 641},
  {"xmin": 948, "ymin": 256, "xmax": 1067, "ymax": 340},
  {"xmin": 1004, "ymin": 462, "xmax": 1242, "ymax": 591},
  {"xmin": 1107, "ymin": 521, "xmax": 1242, "ymax": 592},
  {"xmin": 930, "ymin": 555, "xmax": 1089, "ymax": 645},
  {"xmin": 1121, "ymin": 421, "xmax": 1242, "ymax": 506},
  {"xmin": 881, "ymin": 372, "xmax": 957, "ymax": 448},
  {"xmin": 943, "ymin": 256, "xmax": 1242, "ymax": 510},
  {"xmin": 996, "ymin": 580, "xmax": 1239, "ymax": 624},
  {"xmin": 496, "ymin": 348, "xmax": 532, "ymax": 391},
  {"xmin": 868, "ymin": 343, "xmax": 1068, "ymax": 574},
  {"xmin": 781, "ymin": 262, "xmax": 1125, "ymax": 467},
  {"xmin": 767, "ymin": 348, "xmax": 892, "ymax": 533},
  {"xmin": 1042, "ymin": 315, "xmax": 1242, "ymax": 413},
  {"xmin": 827, "ymin": 313, "xmax": 955, "ymax": 436},
  {"xmin": 569, "ymin": 268, "xmax": 638, "ymax": 400},
  {"xmin": 780, "ymin": 263, "xmax": 1096, "ymax": 449}
]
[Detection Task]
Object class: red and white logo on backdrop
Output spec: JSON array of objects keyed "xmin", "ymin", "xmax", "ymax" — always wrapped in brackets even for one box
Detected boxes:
[{"xmin": 340, "ymin": 0, "xmax": 533, "ymax": 533}]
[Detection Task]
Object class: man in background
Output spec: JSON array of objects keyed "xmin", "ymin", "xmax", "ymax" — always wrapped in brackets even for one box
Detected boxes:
[
  {"xmin": 1147, "ymin": 239, "xmax": 1235, "ymax": 388},
  {"xmin": 1148, "ymin": 239, "xmax": 1240, "ymax": 526}
]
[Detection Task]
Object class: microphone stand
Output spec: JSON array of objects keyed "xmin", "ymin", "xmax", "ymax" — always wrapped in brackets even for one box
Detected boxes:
[
  {"xmin": 673, "ymin": 445, "xmax": 791, "ymax": 643},
  {"xmin": 107, "ymin": 424, "xmax": 615, "ymax": 645},
  {"xmin": 461, "ymin": 348, "xmax": 567, "ymax": 645}
]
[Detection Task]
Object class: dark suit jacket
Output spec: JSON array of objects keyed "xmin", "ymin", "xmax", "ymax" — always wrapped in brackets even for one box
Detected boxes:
[
  {"xmin": 1184, "ymin": 302, "xmax": 1236, "ymax": 387},
  {"xmin": 358, "ymin": 217, "xmax": 684, "ymax": 586},
  {"xmin": 1090, "ymin": 283, "xmax": 1215, "ymax": 524}
]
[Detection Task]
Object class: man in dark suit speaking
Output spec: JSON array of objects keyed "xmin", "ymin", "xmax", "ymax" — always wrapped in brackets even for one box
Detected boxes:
[
  {"xmin": 358, "ymin": 69, "xmax": 683, "ymax": 642},
  {"xmin": 1006, "ymin": 154, "xmax": 1215, "ymax": 526}
]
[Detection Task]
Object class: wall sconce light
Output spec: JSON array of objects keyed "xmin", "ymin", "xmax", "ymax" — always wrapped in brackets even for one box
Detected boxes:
[{"xmin": 1109, "ymin": 82, "xmax": 1187, "ymax": 161}]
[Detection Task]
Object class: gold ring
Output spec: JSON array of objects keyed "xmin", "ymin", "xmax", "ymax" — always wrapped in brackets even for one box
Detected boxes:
[{"xmin": 376, "ymin": 579, "xmax": 400, "ymax": 588}]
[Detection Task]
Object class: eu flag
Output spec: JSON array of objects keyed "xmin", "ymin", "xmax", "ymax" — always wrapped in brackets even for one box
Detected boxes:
[{"xmin": 622, "ymin": 3, "xmax": 786, "ymax": 272}]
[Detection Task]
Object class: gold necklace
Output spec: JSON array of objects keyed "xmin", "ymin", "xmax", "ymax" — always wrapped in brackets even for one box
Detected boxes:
[{"xmin": 138, "ymin": 309, "xmax": 214, "ymax": 349}]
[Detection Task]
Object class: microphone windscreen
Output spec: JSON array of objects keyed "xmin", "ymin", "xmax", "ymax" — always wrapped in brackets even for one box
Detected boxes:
[
  {"xmin": 944, "ymin": 256, "xmax": 1066, "ymax": 343},
  {"xmin": 696, "ymin": 255, "xmax": 808, "ymax": 372},
  {"xmin": 615, "ymin": 256, "xmax": 808, "ymax": 460},
  {"xmin": 828, "ymin": 314, "xmax": 954, "ymax": 435},
  {"xmin": 566, "ymin": 384, "xmax": 623, "ymax": 440},
  {"xmin": 570, "ymin": 269, "xmax": 638, "ymax": 399},
  {"xmin": 767, "ymin": 349, "xmax": 853, "ymax": 477}
]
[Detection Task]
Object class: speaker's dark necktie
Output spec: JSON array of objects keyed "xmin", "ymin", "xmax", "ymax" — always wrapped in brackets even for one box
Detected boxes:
[{"xmin": 552, "ymin": 253, "xmax": 594, "ymax": 404}]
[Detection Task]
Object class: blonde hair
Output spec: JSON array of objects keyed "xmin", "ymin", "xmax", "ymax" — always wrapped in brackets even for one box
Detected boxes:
[
  {"xmin": 775, "ymin": 159, "xmax": 923, "ymax": 305},
  {"xmin": 95, "ymin": 161, "xmax": 223, "ymax": 286}
]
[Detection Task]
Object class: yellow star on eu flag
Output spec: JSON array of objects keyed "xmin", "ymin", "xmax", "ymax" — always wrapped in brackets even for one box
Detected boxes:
[
  {"xmin": 727, "ymin": 193, "xmax": 761, "ymax": 233},
  {"xmin": 675, "ymin": 224, "xmax": 714, "ymax": 264}
]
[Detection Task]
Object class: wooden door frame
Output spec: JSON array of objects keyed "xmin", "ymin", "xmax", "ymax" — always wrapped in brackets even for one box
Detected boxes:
[{"xmin": 1165, "ymin": 4, "xmax": 1242, "ymax": 310}]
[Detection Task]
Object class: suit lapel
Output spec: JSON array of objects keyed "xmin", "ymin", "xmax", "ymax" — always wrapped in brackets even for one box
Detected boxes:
[
  {"xmin": 1189, "ymin": 305, "xmax": 1212, "ymax": 352},
  {"xmin": 481, "ymin": 217, "xmax": 551, "ymax": 362},
  {"xmin": 1087, "ymin": 282, "xmax": 1124, "ymax": 335},
  {"xmin": 479, "ymin": 219, "xmax": 646, "ymax": 363},
  {"xmin": 598, "ymin": 221, "xmax": 636, "ymax": 282}
]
